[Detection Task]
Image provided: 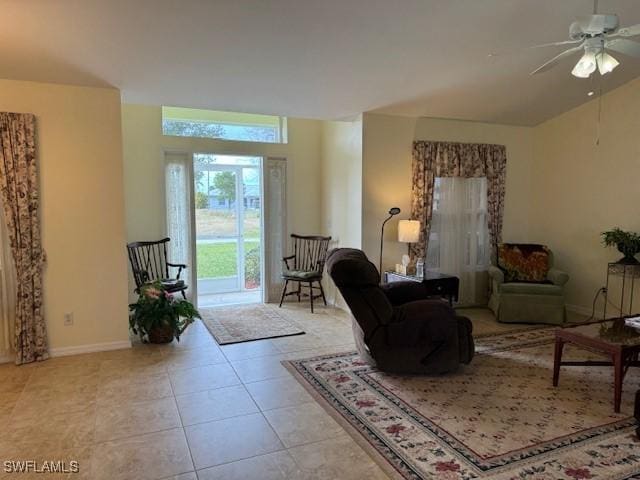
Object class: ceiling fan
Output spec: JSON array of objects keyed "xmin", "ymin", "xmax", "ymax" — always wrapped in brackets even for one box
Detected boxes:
[{"xmin": 530, "ymin": 1, "xmax": 640, "ymax": 78}]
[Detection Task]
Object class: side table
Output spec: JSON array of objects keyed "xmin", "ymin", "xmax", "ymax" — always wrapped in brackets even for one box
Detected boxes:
[{"xmin": 384, "ymin": 271, "xmax": 459, "ymax": 306}]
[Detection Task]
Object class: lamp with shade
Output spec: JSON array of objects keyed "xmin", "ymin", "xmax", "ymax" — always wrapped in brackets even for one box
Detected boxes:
[
  {"xmin": 396, "ymin": 219, "xmax": 420, "ymax": 276},
  {"xmin": 398, "ymin": 220, "xmax": 420, "ymax": 255}
]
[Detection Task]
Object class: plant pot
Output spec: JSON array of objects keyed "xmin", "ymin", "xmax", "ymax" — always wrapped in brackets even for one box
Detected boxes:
[
  {"xmin": 616, "ymin": 243, "xmax": 640, "ymax": 264},
  {"xmin": 148, "ymin": 324, "xmax": 175, "ymax": 344},
  {"xmin": 616, "ymin": 256, "xmax": 640, "ymax": 265}
]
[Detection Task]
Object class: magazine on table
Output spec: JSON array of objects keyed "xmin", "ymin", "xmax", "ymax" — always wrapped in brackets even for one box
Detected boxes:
[{"xmin": 625, "ymin": 316, "xmax": 640, "ymax": 330}]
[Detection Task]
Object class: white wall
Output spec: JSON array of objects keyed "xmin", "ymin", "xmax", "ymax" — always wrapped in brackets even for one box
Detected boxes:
[
  {"xmin": 319, "ymin": 117, "xmax": 363, "ymax": 307},
  {"xmin": 0, "ymin": 79, "xmax": 130, "ymax": 354},
  {"xmin": 362, "ymin": 113, "xmax": 534, "ymax": 274},
  {"xmin": 122, "ymin": 104, "xmax": 323, "ymax": 300},
  {"xmin": 530, "ymin": 77, "xmax": 640, "ymax": 315}
]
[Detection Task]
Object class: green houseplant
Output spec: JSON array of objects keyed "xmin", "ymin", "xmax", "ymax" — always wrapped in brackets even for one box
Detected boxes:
[
  {"xmin": 601, "ymin": 228, "xmax": 640, "ymax": 264},
  {"xmin": 129, "ymin": 282, "xmax": 200, "ymax": 343}
]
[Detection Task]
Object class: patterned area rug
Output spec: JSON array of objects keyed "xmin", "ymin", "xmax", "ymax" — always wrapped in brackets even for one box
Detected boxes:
[
  {"xmin": 285, "ymin": 326, "xmax": 640, "ymax": 479},
  {"xmin": 201, "ymin": 304, "xmax": 305, "ymax": 345}
]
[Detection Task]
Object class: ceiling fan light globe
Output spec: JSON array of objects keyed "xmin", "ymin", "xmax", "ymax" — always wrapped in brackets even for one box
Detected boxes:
[
  {"xmin": 571, "ymin": 51, "xmax": 597, "ymax": 78},
  {"xmin": 596, "ymin": 52, "xmax": 619, "ymax": 74},
  {"xmin": 571, "ymin": 64, "xmax": 591, "ymax": 78},
  {"xmin": 569, "ymin": 21, "xmax": 584, "ymax": 40}
]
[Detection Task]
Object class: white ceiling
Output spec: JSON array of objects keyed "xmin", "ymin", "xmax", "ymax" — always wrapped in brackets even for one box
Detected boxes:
[{"xmin": 1, "ymin": 0, "xmax": 640, "ymax": 125}]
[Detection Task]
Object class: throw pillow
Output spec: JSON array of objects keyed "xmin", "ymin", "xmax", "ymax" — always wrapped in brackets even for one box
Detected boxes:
[{"xmin": 498, "ymin": 243, "xmax": 550, "ymax": 283}]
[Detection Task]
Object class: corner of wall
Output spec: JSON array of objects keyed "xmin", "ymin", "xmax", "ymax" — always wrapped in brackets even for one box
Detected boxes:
[
  {"xmin": 528, "ymin": 76, "xmax": 640, "ymax": 312},
  {"xmin": 0, "ymin": 79, "xmax": 131, "ymax": 354}
]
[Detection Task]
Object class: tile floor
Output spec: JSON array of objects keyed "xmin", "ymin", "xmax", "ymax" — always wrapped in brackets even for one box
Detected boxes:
[
  {"xmin": 197, "ymin": 290, "xmax": 262, "ymax": 308},
  {"xmin": 0, "ymin": 304, "xmax": 575, "ymax": 479},
  {"xmin": 0, "ymin": 303, "xmax": 389, "ymax": 480}
]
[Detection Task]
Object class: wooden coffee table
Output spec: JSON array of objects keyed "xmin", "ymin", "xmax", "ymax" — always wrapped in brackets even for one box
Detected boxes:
[{"xmin": 553, "ymin": 318, "xmax": 640, "ymax": 413}]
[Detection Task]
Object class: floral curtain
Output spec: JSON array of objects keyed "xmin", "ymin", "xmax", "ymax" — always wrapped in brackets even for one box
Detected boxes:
[
  {"xmin": 409, "ymin": 140, "xmax": 507, "ymax": 263},
  {"xmin": 0, "ymin": 112, "xmax": 48, "ymax": 364}
]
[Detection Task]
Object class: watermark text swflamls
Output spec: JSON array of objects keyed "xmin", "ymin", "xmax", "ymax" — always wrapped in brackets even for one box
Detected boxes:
[{"xmin": 3, "ymin": 460, "xmax": 80, "ymax": 474}]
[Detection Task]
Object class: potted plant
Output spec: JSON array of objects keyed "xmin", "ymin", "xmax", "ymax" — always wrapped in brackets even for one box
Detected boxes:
[
  {"xmin": 601, "ymin": 228, "xmax": 640, "ymax": 265},
  {"xmin": 129, "ymin": 282, "xmax": 200, "ymax": 343}
]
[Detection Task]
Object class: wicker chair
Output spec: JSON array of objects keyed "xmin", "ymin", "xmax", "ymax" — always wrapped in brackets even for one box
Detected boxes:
[
  {"xmin": 127, "ymin": 238, "xmax": 188, "ymax": 298},
  {"xmin": 279, "ymin": 234, "xmax": 331, "ymax": 313}
]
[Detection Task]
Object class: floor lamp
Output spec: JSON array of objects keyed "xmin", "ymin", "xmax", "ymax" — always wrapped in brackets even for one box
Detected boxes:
[{"xmin": 379, "ymin": 207, "xmax": 401, "ymax": 281}]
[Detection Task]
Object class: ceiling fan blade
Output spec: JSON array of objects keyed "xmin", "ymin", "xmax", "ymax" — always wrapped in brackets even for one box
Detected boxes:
[
  {"xmin": 530, "ymin": 45, "xmax": 584, "ymax": 75},
  {"xmin": 529, "ymin": 39, "xmax": 583, "ymax": 49},
  {"xmin": 613, "ymin": 23, "xmax": 640, "ymax": 37},
  {"xmin": 606, "ymin": 38, "xmax": 640, "ymax": 57},
  {"xmin": 489, "ymin": 39, "xmax": 581, "ymax": 57}
]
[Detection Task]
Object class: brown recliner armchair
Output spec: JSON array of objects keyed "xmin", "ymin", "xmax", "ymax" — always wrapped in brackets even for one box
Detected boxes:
[{"xmin": 326, "ymin": 248, "xmax": 474, "ymax": 374}]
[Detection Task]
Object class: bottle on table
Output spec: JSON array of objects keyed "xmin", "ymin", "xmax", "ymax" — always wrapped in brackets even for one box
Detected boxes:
[{"xmin": 416, "ymin": 258, "xmax": 424, "ymax": 279}]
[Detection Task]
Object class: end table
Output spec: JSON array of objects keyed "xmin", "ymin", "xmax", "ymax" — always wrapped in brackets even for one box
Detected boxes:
[{"xmin": 384, "ymin": 271, "xmax": 459, "ymax": 306}]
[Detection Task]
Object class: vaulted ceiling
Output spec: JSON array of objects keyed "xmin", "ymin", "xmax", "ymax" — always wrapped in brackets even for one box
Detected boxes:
[{"xmin": 1, "ymin": 0, "xmax": 639, "ymax": 125}]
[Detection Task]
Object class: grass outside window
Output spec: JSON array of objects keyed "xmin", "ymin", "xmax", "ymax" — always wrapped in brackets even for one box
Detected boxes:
[{"xmin": 196, "ymin": 240, "xmax": 259, "ymax": 278}]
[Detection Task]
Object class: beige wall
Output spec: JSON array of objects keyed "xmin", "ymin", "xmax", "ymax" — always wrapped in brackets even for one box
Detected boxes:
[
  {"xmin": 122, "ymin": 104, "xmax": 322, "ymax": 299},
  {"xmin": 530, "ymin": 77, "xmax": 640, "ymax": 315},
  {"xmin": 361, "ymin": 77, "xmax": 640, "ymax": 315},
  {"xmin": 320, "ymin": 117, "xmax": 363, "ymax": 247},
  {"xmin": 362, "ymin": 112, "xmax": 534, "ymax": 273},
  {"xmin": 0, "ymin": 79, "xmax": 130, "ymax": 353},
  {"xmin": 1, "ymin": 72, "xmax": 623, "ymax": 352},
  {"xmin": 319, "ymin": 117, "xmax": 363, "ymax": 306},
  {"xmin": 0, "ymin": 72, "xmax": 630, "ymax": 356}
]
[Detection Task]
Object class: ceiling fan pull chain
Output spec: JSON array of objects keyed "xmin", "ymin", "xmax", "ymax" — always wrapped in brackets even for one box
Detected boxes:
[{"xmin": 596, "ymin": 76, "xmax": 603, "ymax": 146}]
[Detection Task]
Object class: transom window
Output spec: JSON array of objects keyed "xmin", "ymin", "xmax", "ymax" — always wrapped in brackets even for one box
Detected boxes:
[{"xmin": 162, "ymin": 106, "xmax": 287, "ymax": 144}]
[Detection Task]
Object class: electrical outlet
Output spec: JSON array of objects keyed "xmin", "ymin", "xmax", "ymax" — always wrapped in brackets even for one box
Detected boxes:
[{"xmin": 64, "ymin": 312, "xmax": 74, "ymax": 326}]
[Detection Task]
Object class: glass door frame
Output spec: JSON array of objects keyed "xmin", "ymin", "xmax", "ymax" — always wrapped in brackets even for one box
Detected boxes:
[
  {"xmin": 191, "ymin": 154, "xmax": 264, "ymax": 302},
  {"xmin": 200, "ymin": 164, "xmax": 245, "ymax": 292}
]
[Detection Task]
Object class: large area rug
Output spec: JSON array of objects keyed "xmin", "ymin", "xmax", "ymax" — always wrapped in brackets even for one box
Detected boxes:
[
  {"xmin": 285, "ymin": 326, "xmax": 640, "ymax": 479},
  {"xmin": 201, "ymin": 304, "xmax": 305, "ymax": 345}
]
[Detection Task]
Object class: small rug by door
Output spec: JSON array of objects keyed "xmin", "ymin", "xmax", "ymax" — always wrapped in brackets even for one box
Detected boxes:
[
  {"xmin": 284, "ymin": 326, "xmax": 640, "ymax": 479},
  {"xmin": 201, "ymin": 304, "xmax": 305, "ymax": 345}
]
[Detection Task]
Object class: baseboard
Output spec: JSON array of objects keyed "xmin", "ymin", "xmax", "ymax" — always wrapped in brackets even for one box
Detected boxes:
[
  {"xmin": 326, "ymin": 296, "xmax": 350, "ymax": 313},
  {"xmin": 0, "ymin": 341, "xmax": 132, "ymax": 364},
  {"xmin": 0, "ymin": 353, "xmax": 13, "ymax": 364},
  {"xmin": 49, "ymin": 340, "xmax": 132, "ymax": 358},
  {"xmin": 566, "ymin": 303, "xmax": 621, "ymax": 320},
  {"xmin": 566, "ymin": 303, "xmax": 593, "ymax": 317}
]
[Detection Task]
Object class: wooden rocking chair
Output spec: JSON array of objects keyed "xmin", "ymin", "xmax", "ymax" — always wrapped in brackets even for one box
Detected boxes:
[
  {"xmin": 279, "ymin": 234, "xmax": 331, "ymax": 313},
  {"xmin": 127, "ymin": 238, "xmax": 188, "ymax": 298}
]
